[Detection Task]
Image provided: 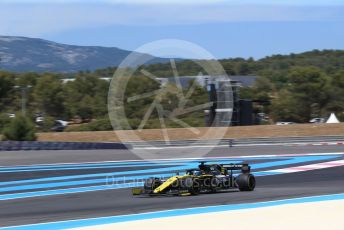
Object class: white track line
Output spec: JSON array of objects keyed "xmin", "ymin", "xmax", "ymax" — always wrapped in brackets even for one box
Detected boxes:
[
  {"xmin": 134, "ymin": 141, "xmax": 344, "ymax": 149},
  {"xmin": 268, "ymin": 159, "xmax": 344, "ymax": 174},
  {"xmin": 0, "ymin": 152, "xmax": 343, "ymax": 168},
  {"xmin": 288, "ymin": 142, "xmax": 344, "ymax": 147}
]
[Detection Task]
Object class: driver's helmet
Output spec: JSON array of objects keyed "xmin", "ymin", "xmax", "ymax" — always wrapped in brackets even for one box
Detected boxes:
[
  {"xmin": 193, "ymin": 170, "xmax": 202, "ymax": 176},
  {"xmin": 187, "ymin": 170, "xmax": 201, "ymax": 176},
  {"xmin": 209, "ymin": 166, "xmax": 221, "ymax": 175}
]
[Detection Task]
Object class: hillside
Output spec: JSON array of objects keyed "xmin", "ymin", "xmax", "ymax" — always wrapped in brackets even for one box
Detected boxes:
[
  {"xmin": 0, "ymin": 36, "xmax": 168, "ymax": 72},
  {"xmin": 142, "ymin": 49, "xmax": 344, "ymax": 77}
]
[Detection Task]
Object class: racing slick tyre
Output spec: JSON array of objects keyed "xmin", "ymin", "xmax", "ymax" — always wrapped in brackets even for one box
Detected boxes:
[
  {"xmin": 236, "ymin": 173, "xmax": 256, "ymax": 191},
  {"xmin": 144, "ymin": 178, "xmax": 162, "ymax": 191},
  {"xmin": 210, "ymin": 177, "xmax": 221, "ymax": 193},
  {"xmin": 184, "ymin": 178, "xmax": 201, "ymax": 195}
]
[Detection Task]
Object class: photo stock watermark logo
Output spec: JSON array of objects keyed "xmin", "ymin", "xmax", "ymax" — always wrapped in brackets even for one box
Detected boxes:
[{"xmin": 108, "ymin": 39, "xmax": 233, "ymax": 160}]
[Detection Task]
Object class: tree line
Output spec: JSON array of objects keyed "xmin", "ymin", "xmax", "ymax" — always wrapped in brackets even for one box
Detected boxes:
[
  {"xmin": 1, "ymin": 49, "xmax": 344, "ymax": 137},
  {"xmin": 0, "ymin": 70, "xmax": 208, "ymax": 134},
  {"xmin": 138, "ymin": 49, "xmax": 344, "ymax": 122}
]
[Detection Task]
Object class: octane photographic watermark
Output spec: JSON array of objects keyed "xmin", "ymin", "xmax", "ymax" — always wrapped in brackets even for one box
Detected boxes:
[
  {"xmin": 105, "ymin": 175, "xmax": 223, "ymax": 189},
  {"xmin": 105, "ymin": 175, "xmax": 144, "ymax": 188},
  {"xmin": 108, "ymin": 39, "xmax": 233, "ymax": 160}
]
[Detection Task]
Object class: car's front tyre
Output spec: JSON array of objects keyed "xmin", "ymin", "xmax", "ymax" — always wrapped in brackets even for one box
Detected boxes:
[
  {"xmin": 144, "ymin": 178, "xmax": 162, "ymax": 191},
  {"xmin": 184, "ymin": 177, "xmax": 201, "ymax": 195}
]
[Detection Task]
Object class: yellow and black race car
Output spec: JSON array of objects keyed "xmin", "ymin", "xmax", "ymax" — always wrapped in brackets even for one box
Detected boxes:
[{"xmin": 132, "ymin": 162, "xmax": 255, "ymax": 196}]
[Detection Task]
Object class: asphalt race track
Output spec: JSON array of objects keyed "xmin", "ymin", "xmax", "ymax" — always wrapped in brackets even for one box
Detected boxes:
[{"xmin": 0, "ymin": 144, "xmax": 344, "ymax": 228}]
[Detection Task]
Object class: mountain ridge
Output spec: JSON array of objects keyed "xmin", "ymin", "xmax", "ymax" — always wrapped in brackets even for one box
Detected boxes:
[{"xmin": 0, "ymin": 36, "xmax": 168, "ymax": 73}]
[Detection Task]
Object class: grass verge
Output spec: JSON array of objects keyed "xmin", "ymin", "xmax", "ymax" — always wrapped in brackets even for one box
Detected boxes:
[{"xmin": 37, "ymin": 123, "xmax": 344, "ymax": 142}]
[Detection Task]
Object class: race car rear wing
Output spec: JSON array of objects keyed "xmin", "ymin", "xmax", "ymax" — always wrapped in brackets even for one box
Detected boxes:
[{"xmin": 222, "ymin": 163, "xmax": 251, "ymax": 173}]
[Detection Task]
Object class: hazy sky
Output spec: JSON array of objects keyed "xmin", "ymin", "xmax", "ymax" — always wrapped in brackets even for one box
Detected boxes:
[{"xmin": 1, "ymin": 0, "xmax": 344, "ymax": 59}]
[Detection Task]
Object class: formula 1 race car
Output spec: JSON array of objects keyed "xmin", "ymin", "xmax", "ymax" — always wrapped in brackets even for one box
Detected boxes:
[{"xmin": 132, "ymin": 162, "xmax": 255, "ymax": 196}]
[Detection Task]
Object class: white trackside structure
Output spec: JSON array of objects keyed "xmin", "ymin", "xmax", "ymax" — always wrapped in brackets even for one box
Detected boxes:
[{"xmin": 326, "ymin": 113, "xmax": 340, "ymax": 123}]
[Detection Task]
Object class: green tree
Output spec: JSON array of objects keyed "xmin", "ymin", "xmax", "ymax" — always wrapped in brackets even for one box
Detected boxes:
[
  {"xmin": 124, "ymin": 75, "xmax": 160, "ymax": 120},
  {"xmin": 271, "ymin": 67, "xmax": 330, "ymax": 122},
  {"xmin": 325, "ymin": 70, "xmax": 344, "ymax": 120},
  {"xmin": 0, "ymin": 113, "xmax": 11, "ymax": 133},
  {"xmin": 33, "ymin": 74, "xmax": 65, "ymax": 117},
  {"xmin": 0, "ymin": 72, "xmax": 16, "ymax": 111},
  {"xmin": 63, "ymin": 74, "xmax": 109, "ymax": 120},
  {"xmin": 2, "ymin": 115, "xmax": 37, "ymax": 141}
]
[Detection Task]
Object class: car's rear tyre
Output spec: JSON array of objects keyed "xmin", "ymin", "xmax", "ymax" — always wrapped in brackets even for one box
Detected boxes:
[
  {"xmin": 144, "ymin": 178, "xmax": 161, "ymax": 190},
  {"xmin": 210, "ymin": 177, "xmax": 220, "ymax": 193},
  {"xmin": 236, "ymin": 174, "xmax": 256, "ymax": 191}
]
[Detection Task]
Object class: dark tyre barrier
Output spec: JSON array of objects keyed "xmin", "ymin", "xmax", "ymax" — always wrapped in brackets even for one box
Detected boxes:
[
  {"xmin": 126, "ymin": 135, "xmax": 344, "ymax": 148},
  {"xmin": 0, "ymin": 141, "xmax": 131, "ymax": 151}
]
